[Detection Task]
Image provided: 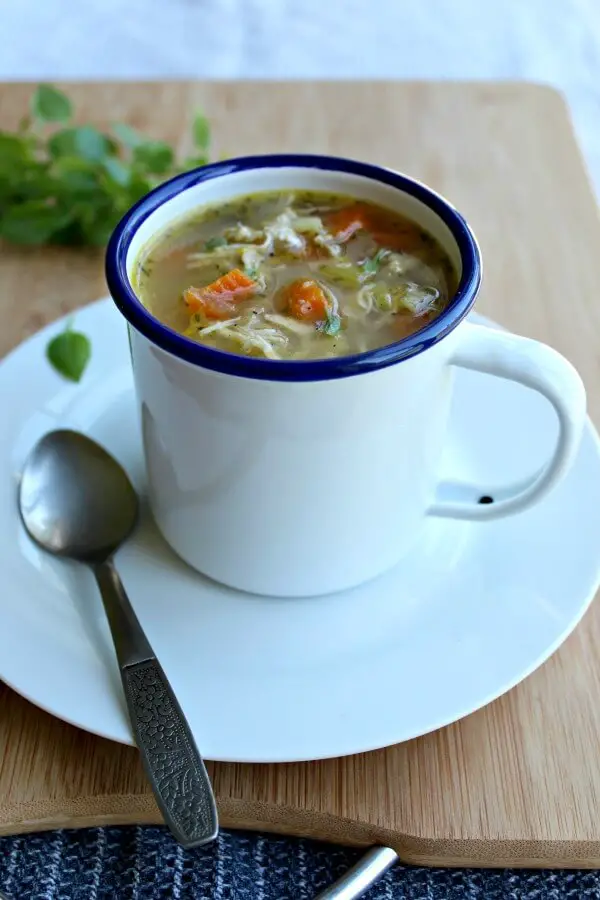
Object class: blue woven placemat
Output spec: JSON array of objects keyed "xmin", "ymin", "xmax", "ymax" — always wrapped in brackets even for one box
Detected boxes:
[{"xmin": 1, "ymin": 828, "xmax": 599, "ymax": 899}]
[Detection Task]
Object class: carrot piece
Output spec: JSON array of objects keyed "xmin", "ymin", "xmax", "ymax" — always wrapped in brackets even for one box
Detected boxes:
[
  {"xmin": 326, "ymin": 204, "xmax": 372, "ymax": 242},
  {"xmin": 282, "ymin": 279, "xmax": 329, "ymax": 322},
  {"xmin": 184, "ymin": 268, "xmax": 257, "ymax": 319},
  {"xmin": 183, "ymin": 288, "xmax": 237, "ymax": 319},
  {"xmin": 203, "ymin": 268, "xmax": 256, "ymax": 296},
  {"xmin": 327, "ymin": 204, "xmax": 413, "ymax": 245}
]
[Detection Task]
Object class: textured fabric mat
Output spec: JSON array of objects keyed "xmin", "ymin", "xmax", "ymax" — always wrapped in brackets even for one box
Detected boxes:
[{"xmin": 1, "ymin": 828, "xmax": 599, "ymax": 899}]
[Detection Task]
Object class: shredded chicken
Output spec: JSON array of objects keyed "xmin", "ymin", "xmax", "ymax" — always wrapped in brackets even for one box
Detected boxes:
[
  {"xmin": 197, "ymin": 317, "xmax": 241, "ymax": 336},
  {"xmin": 314, "ymin": 232, "xmax": 343, "ymax": 257},
  {"xmin": 265, "ymin": 212, "xmax": 306, "ymax": 255},
  {"xmin": 264, "ymin": 313, "xmax": 315, "ymax": 335},
  {"xmin": 224, "ymin": 222, "xmax": 264, "ymax": 243}
]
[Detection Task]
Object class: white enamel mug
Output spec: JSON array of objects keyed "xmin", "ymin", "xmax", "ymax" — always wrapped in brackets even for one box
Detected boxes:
[{"xmin": 106, "ymin": 155, "xmax": 586, "ymax": 597}]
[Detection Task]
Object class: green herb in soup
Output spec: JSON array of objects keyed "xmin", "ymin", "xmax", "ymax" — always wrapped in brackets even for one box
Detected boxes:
[{"xmin": 134, "ymin": 190, "xmax": 456, "ymax": 360}]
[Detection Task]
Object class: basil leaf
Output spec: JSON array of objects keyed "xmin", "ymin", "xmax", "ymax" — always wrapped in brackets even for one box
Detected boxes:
[
  {"xmin": 0, "ymin": 201, "xmax": 73, "ymax": 245},
  {"xmin": 133, "ymin": 141, "xmax": 174, "ymax": 174},
  {"xmin": 1, "ymin": 86, "xmax": 212, "ymax": 256},
  {"xmin": 74, "ymin": 126, "xmax": 111, "ymax": 162},
  {"xmin": 0, "ymin": 160, "xmax": 54, "ymax": 200},
  {"xmin": 82, "ymin": 216, "xmax": 119, "ymax": 247},
  {"xmin": 102, "ymin": 156, "xmax": 131, "ymax": 186},
  {"xmin": 46, "ymin": 328, "xmax": 91, "ymax": 381},
  {"xmin": 0, "ymin": 133, "xmax": 31, "ymax": 166},
  {"xmin": 49, "ymin": 221, "xmax": 87, "ymax": 246},
  {"xmin": 122, "ymin": 173, "xmax": 156, "ymax": 206},
  {"xmin": 111, "ymin": 122, "xmax": 145, "ymax": 149},
  {"xmin": 49, "ymin": 126, "xmax": 109, "ymax": 162},
  {"xmin": 31, "ymin": 85, "xmax": 72, "ymax": 123},
  {"xmin": 48, "ymin": 128, "xmax": 82, "ymax": 159},
  {"xmin": 52, "ymin": 157, "xmax": 99, "ymax": 194}
]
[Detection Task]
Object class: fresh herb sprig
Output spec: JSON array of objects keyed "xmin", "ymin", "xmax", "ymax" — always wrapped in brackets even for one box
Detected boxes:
[
  {"xmin": 1, "ymin": 84, "xmax": 213, "ymax": 381},
  {"xmin": 0, "ymin": 84, "xmax": 211, "ymax": 248},
  {"xmin": 361, "ymin": 248, "xmax": 388, "ymax": 277},
  {"xmin": 320, "ymin": 309, "xmax": 342, "ymax": 336}
]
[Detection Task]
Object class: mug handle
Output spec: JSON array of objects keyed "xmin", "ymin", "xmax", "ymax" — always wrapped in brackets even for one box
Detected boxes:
[{"xmin": 429, "ymin": 322, "xmax": 586, "ymax": 520}]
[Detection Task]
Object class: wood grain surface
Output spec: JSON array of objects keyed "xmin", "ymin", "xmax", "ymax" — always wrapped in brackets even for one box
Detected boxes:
[{"xmin": 1, "ymin": 81, "xmax": 600, "ymax": 868}]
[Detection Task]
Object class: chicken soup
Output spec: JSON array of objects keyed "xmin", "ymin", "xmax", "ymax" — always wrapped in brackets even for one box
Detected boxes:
[{"xmin": 134, "ymin": 190, "xmax": 456, "ymax": 360}]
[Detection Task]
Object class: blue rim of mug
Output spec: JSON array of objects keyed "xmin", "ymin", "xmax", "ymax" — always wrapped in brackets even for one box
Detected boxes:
[{"xmin": 106, "ymin": 154, "xmax": 481, "ymax": 382}]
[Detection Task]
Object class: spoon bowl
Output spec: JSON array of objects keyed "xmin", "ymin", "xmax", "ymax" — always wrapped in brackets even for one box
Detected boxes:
[{"xmin": 20, "ymin": 430, "xmax": 137, "ymax": 563}]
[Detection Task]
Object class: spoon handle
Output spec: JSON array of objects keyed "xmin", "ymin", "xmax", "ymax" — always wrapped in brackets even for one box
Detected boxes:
[{"xmin": 93, "ymin": 559, "xmax": 219, "ymax": 848}]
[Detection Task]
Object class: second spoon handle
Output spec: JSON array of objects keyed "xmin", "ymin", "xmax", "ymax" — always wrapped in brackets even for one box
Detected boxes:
[{"xmin": 93, "ymin": 559, "xmax": 218, "ymax": 848}]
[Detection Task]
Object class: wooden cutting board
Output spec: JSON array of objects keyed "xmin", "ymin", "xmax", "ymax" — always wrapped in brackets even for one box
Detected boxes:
[{"xmin": 1, "ymin": 81, "xmax": 600, "ymax": 869}]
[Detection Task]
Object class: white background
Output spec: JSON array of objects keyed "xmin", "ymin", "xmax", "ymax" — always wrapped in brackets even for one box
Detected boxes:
[{"xmin": 2, "ymin": 0, "xmax": 600, "ymax": 191}]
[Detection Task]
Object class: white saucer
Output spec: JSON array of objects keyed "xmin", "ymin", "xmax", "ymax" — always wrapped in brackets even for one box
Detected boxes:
[{"xmin": 1, "ymin": 298, "xmax": 600, "ymax": 763}]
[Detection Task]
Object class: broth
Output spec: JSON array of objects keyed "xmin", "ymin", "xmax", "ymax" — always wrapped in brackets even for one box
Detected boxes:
[{"xmin": 134, "ymin": 190, "xmax": 456, "ymax": 361}]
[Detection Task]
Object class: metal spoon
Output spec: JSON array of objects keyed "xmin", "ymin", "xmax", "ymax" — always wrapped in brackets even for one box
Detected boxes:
[{"xmin": 18, "ymin": 429, "xmax": 218, "ymax": 848}]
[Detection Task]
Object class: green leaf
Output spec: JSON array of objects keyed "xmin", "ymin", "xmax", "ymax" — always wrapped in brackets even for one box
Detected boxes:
[
  {"xmin": 0, "ymin": 133, "xmax": 30, "ymax": 165},
  {"xmin": 0, "ymin": 85, "xmax": 214, "ymax": 255},
  {"xmin": 192, "ymin": 113, "xmax": 210, "ymax": 153},
  {"xmin": 322, "ymin": 311, "xmax": 341, "ymax": 336},
  {"xmin": 49, "ymin": 126, "xmax": 109, "ymax": 162},
  {"xmin": 112, "ymin": 122, "xmax": 145, "ymax": 149},
  {"xmin": 31, "ymin": 84, "xmax": 72, "ymax": 123},
  {"xmin": 48, "ymin": 128, "xmax": 79, "ymax": 158},
  {"xmin": 73, "ymin": 126, "xmax": 110, "ymax": 161},
  {"xmin": 82, "ymin": 215, "xmax": 119, "ymax": 246},
  {"xmin": 52, "ymin": 156, "xmax": 99, "ymax": 193},
  {"xmin": 125, "ymin": 172, "xmax": 155, "ymax": 203},
  {"xmin": 133, "ymin": 141, "xmax": 174, "ymax": 174},
  {"xmin": 362, "ymin": 249, "xmax": 388, "ymax": 277},
  {"xmin": 102, "ymin": 156, "xmax": 131, "ymax": 186},
  {"xmin": 48, "ymin": 220, "xmax": 88, "ymax": 246},
  {"xmin": 0, "ymin": 201, "xmax": 73, "ymax": 245},
  {"xmin": 0, "ymin": 166, "xmax": 55, "ymax": 203},
  {"xmin": 46, "ymin": 326, "xmax": 91, "ymax": 381}
]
